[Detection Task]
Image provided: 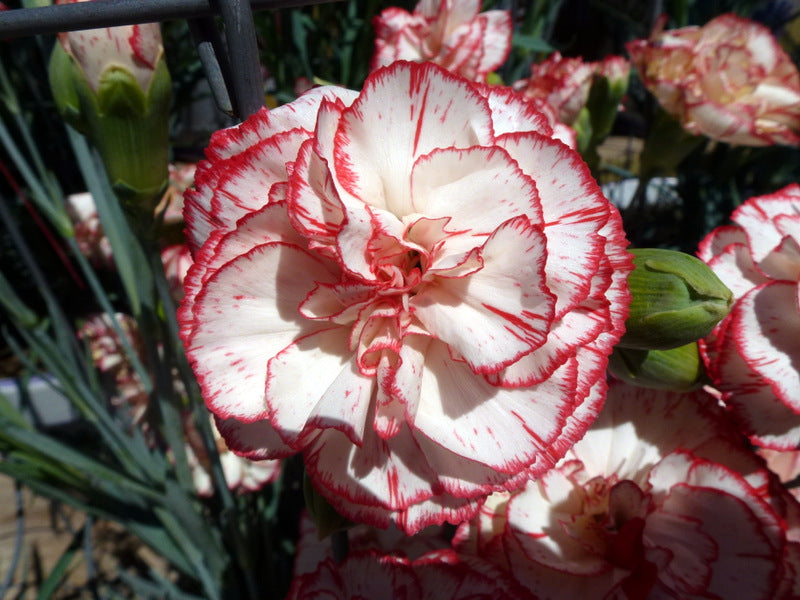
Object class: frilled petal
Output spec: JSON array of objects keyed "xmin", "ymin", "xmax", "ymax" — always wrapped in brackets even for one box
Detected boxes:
[
  {"xmin": 733, "ymin": 283, "xmax": 800, "ymax": 412},
  {"xmin": 647, "ymin": 454, "xmax": 784, "ymax": 599},
  {"xmin": 184, "ymin": 243, "xmax": 338, "ymax": 421},
  {"xmin": 332, "ymin": 62, "xmax": 495, "ymax": 217},
  {"xmin": 266, "ymin": 328, "xmax": 373, "ymax": 447},
  {"xmin": 411, "ymin": 340, "xmax": 580, "ymax": 472},
  {"xmin": 497, "ymin": 132, "xmax": 611, "ymax": 316},
  {"xmin": 453, "ymin": 384, "xmax": 790, "ymax": 600},
  {"xmin": 412, "ymin": 216, "xmax": 553, "ymax": 373}
]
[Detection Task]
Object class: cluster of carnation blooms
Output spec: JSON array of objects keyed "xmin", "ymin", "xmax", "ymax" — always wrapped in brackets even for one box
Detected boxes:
[{"xmin": 66, "ymin": 0, "xmax": 800, "ymax": 597}]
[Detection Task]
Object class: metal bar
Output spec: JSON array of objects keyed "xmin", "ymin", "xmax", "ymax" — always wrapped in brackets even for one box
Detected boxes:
[
  {"xmin": 0, "ymin": 0, "xmax": 339, "ymax": 40},
  {"xmin": 187, "ymin": 17, "xmax": 235, "ymax": 116},
  {"xmin": 216, "ymin": 0, "xmax": 264, "ymax": 119}
]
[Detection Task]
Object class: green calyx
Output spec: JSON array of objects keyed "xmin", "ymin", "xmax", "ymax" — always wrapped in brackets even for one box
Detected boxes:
[
  {"xmin": 619, "ymin": 248, "xmax": 733, "ymax": 351},
  {"xmin": 608, "ymin": 342, "xmax": 707, "ymax": 392},
  {"xmin": 48, "ymin": 42, "xmax": 90, "ymax": 135},
  {"xmin": 303, "ymin": 472, "xmax": 354, "ymax": 540}
]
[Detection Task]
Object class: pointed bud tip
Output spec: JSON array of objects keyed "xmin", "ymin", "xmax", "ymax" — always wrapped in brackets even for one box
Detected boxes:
[{"xmin": 619, "ymin": 248, "xmax": 732, "ymax": 350}]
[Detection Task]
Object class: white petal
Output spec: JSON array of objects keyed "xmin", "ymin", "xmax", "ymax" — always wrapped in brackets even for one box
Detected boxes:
[
  {"xmin": 332, "ymin": 62, "xmax": 494, "ymax": 217},
  {"xmin": 266, "ymin": 327, "xmax": 373, "ymax": 446},
  {"xmin": 186, "ymin": 243, "xmax": 337, "ymax": 420},
  {"xmin": 413, "ymin": 216, "xmax": 554, "ymax": 373}
]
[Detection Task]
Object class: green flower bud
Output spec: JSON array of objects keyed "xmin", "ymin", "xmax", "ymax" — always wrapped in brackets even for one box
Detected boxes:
[
  {"xmin": 619, "ymin": 248, "xmax": 733, "ymax": 350},
  {"xmin": 586, "ymin": 57, "xmax": 629, "ymax": 144},
  {"xmin": 608, "ymin": 342, "xmax": 707, "ymax": 391},
  {"xmin": 573, "ymin": 106, "xmax": 593, "ymax": 156},
  {"xmin": 303, "ymin": 472, "xmax": 354, "ymax": 540},
  {"xmin": 48, "ymin": 15, "xmax": 171, "ymax": 217}
]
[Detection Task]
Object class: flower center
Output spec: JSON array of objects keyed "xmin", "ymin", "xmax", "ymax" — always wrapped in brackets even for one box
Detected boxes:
[{"xmin": 563, "ymin": 477, "xmax": 651, "ymax": 564}]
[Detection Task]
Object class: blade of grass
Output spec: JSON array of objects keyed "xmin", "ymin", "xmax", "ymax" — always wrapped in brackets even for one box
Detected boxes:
[{"xmin": 35, "ymin": 524, "xmax": 84, "ymax": 600}]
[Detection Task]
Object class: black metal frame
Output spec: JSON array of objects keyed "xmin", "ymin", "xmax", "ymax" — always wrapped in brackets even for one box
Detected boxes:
[{"xmin": 0, "ymin": 0, "xmax": 339, "ymax": 120}]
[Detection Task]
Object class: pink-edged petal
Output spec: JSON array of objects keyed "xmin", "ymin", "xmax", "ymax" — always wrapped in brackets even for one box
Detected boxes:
[
  {"xmin": 209, "ymin": 129, "xmax": 311, "ymax": 218},
  {"xmin": 733, "ymin": 282, "xmax": 800, "ymax": 411},
  {"xmin": 759, "ymin": 234, "xmax": 800, "ymax": 282},
  {"xmin": 477, "ymin": 84, "xmax": 555, "ymax": 138},
  {"xmin": 185, "ymin": 242, "xmax": 338, "ymax": 421},
  {"xmin": 698, "ymin": 224, "xmax": 749, "ymax": 262},
  {"xmin": 128, "ymin": 23, "xmax": 161, "ymax": 69},
  {"xmin": 701, "ymin": 230, "xmax": 770, "ymax": 298},
  {"xmin": 286, "ymin": 137, "xmax": 345, "ymax": 245},
  {"xmin": 647, "ymin": 456, "xmax": 783, "ymax": 599},
  {"xmin": 487, "ymin": 307, "xmax": 607, "ymax": 387},
  {"xmin": 412, "ymin": 339, "xmax": 579, "ymax": 473},
  {"xmin": 370, "ymin": 9, "xmax": 428, "ymax": 70},
  {"xmin": 374, "ymin": 333, "xmax": 430, "ymax": 433},
  {"xmin": 413, "ymin": 216, "xmax": 554, "ymax": 373},
  {"xmin": 431, "ymin": 0, "xmax": 481, "ymax": 34},
  {"xmin": 333, "ymin": 62, "xmax": 494, "ymax": 217},
  {"xmin": 498, "ymin": 132, "xmax": 614, "ymax": 316},
  {"xmin": 714, "ymin": 309, "xmax": 800, "ymax": 449},
  {"xmin": 304, "ymin": 422, "xmax": 440, "ymax": 512},
  {"xmin": 731, "ymin": 185, "xmax": 800, "ymax": 263},
  {"xmin": 266, "ymin": 327, "xmax": 372, "ymax": 447},
  {"xmin": 507, "ymin": 468, "xmax": 612, "ymax": 574},
  {"xmin": 410, "ymin": 145, "xmax": 543, "ymax": 232},
  {"xmin": 471, "ymin": 11, "xmax": 512, "ymax": 75},
  {"xmin": 213, "ymin": 415, "xmax": 296, "ymax": 460},
  {"xmin": 303, "ymin": 424, "xmax": 484, "ymax": 534},
  {"xmin": 205, "ymin": 87, "xmax": 358, "ymax": 162}
]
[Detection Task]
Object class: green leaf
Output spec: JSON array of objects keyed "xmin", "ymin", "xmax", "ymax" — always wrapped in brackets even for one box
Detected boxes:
[
  {"xmin": 36, "ymin": 526, "xmax": 85, "ymax": 600},
  {"xmin": 511, "ymin": 33, "xmax": 555, "ymax": 53}
]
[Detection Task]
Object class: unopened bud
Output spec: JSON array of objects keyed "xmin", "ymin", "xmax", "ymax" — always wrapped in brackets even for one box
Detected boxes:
[
  {"xmin": 48, "ymin": 8, "xmax": 171, "ymax": 216},
  {"xmin": 619, "ymin": 248, "xmax": 733, "ymax": 350}
]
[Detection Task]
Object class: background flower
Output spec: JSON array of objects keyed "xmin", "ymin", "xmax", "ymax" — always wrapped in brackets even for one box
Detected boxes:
[
  {"xmin": 371, "ymin": 0, "xmax": 512, "ymax": 82},
  {"xmin": 66, "ymin": 192, "xmax": 115, "ymax": 269},
  {"xmin": 699, "ymin": 184, "xmax": 800, "ymax": 449},
  {"xmin": 455, "ymin": 382, "xmax": 800, "ymax": 599},
  {"xmin": 513, "ymin": 52, "xmax": 596, "ymax": 126},
  {"xmin": 287, "ymin": 512, "xmax": 532, "ymax": 599},
  {"xmin": 180, "ymin": 61, "xmax": 631, "ymax": 534},
  {"xmin": 626, "ymin": 13, "xmax": 800, "ymax": 146}
]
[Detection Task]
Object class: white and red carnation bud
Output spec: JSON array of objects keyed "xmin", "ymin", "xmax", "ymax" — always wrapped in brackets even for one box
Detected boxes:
[
  {"xmin": 595, "ymin": 55, "xmax": 630, "ymax": 86},
  {"xmin": 180, "ymin": 61, "xmax": 632, "ymax": 534},
  {"xmin": 699, "ymin": 184, "xmax": 800, "ymax": 449},
  {"xmin": 371, "ymin": 0, "xmax": 512, "ymax": 82},
  {"xmin": 455, "ymin": 382, "xmax": 796, "ymax": 599},
  {"xmin": 626, "ymin": 13, "xmax": 800, "ymax": 146},
  {"xmin": 50, "ymin": 0, "xmax": 171, "ymax": 212},
  {"xmin": 513, "ymin": 52, "xmax": 630, "ymax": 129},
  {"xmin": 77, "ymin": 312, "xmax": 149, "ymax": 420},
  {"xmin": 66, "ymin": 192, "xmax": 114, "ymax": 269},
  {"xmin": 55, "ymin": 0, "xmax": 163, "ymax": 96},
  {"xmin": 160, "ymin": 243, "xmax": 193, "ymax": 303},
  {"xmin": 154, "ymin": 162, "xmax": 196, "ymax": 225}
]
